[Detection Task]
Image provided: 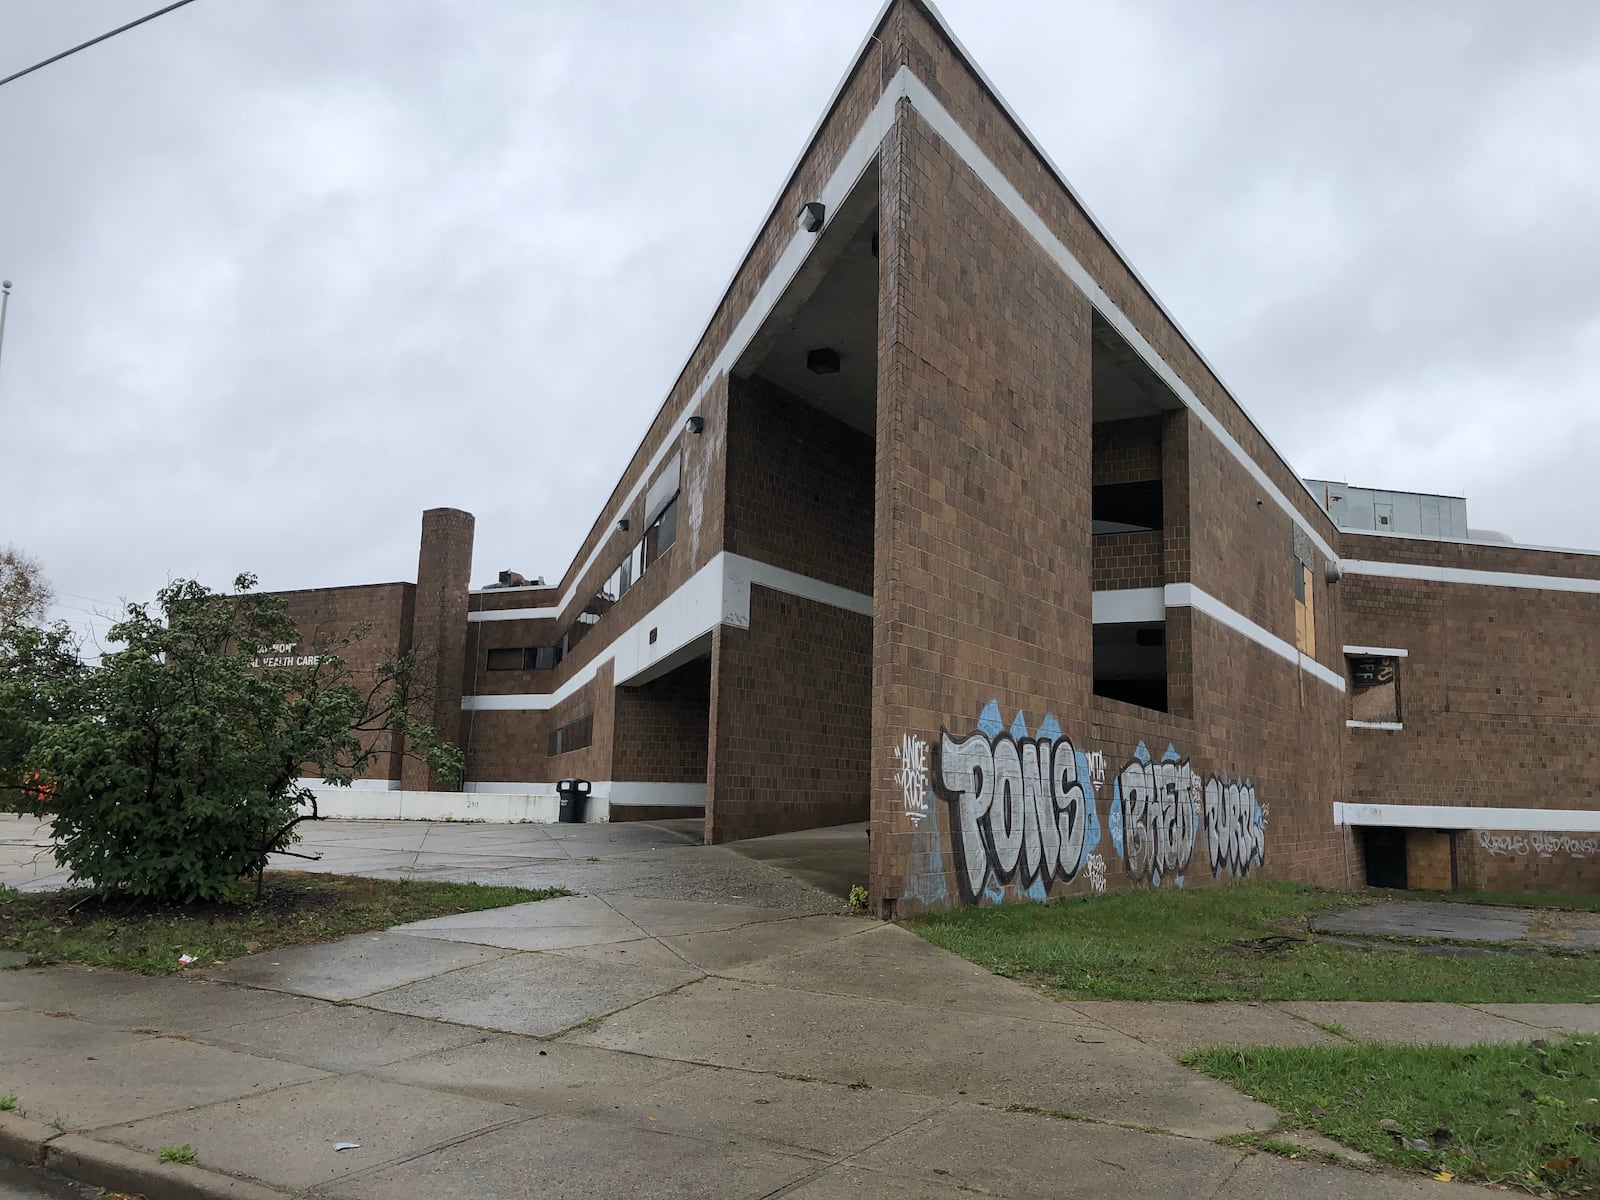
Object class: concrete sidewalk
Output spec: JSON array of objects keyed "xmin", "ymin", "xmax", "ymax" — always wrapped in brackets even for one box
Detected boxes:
[
  {"xmin": 4, "ymin": 907, "xmax": 1535, "ymax": 1198},
  {"xmin": 1, "ymin": 817, "xmax": 1583, "ymax": 1197}
]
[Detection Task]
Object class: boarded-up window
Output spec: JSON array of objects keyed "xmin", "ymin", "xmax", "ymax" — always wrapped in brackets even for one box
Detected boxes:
[
  {"xmin": 1349, "ymin": 654, "xmax": 1401, "ymax": 723},
  {"xmin": 1294, "ymin": 559, "xmax": 1316, "ymax": 657}
]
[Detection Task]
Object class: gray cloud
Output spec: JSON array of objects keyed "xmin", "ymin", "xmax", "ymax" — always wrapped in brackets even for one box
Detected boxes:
[{"xmin": 2, "ymin": 0, "xmax": 1596, "ymax": 643}]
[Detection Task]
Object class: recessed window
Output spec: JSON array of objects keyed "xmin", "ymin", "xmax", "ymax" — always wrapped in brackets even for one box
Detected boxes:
[
  {"xmin": 548, "ymin": 713, "xmax": 593, "ymax": 756},
  {"xmin": 1294, "ymin": 558, "xmax": 1315, "ymax": 656},
  {"xmin": 486, "ymin": 646, "xmax": 561, "ymax": 671},
  {"xmin": 1092, "ymin": 480, "xmax": 1162, "ymax": 535},
  {"xmin": 1347, "ymin": 652, "xmax": 1402, "ymax": 726}
]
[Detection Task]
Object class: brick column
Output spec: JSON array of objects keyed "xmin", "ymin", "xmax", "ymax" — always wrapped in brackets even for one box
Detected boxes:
[{"xmin": 401, "ymin": 508, "xmax": 474, "ymax": 791}]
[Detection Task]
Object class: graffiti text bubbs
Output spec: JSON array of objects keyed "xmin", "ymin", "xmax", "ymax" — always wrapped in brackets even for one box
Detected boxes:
[{"xmin": 939, "ymin": 726, "xmax": 1095, "ymax": 904}]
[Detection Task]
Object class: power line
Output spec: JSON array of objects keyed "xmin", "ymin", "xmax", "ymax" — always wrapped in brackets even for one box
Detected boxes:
[{"xmin": 0, "ymin": 0, "xmax": 201, "ymax": 90}]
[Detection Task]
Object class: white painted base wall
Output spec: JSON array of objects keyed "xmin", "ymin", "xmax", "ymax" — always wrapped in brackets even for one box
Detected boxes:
[{"xmin": 299, "ymin": 781, "xmax": 707, "ymax": 824}]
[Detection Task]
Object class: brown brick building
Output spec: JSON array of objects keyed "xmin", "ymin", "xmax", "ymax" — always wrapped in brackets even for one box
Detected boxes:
[{"xmin": 268, "ymin": 0, "xmax": 1598, "ymax": 906}]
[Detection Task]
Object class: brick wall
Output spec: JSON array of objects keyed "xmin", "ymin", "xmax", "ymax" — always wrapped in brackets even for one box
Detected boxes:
[
  {"xmin": 272, "ymin": 582, "xmax": 415, "ymax": 784},
  {"xmin": 1092, "ymin": 417, "xmax": 1162, "ymax": 485},
  {"xmin": 612, "ymin": 656, "xmax": 712, "ymax": 783},
  {"xmin": 870, "ymin": 22, "xmax": 1354, "ymax": 912},
  {"xmin": 403, "ymin": 508, "xmax": 474, "ymax": 789},
  {"xmin": 1092, "ymin": 531, "xmax": 1163, "ymax": 589},
  {"xmin": 1340, "ymin": 531, "xmax": 1600, "ymax": 893},
  {"xmin": 707, "ymin": 587, "xmax": 872, "ymax": 843},
  {"xmin": 725, "ymin": 374, "xmax": 876, "ymax": 594}
]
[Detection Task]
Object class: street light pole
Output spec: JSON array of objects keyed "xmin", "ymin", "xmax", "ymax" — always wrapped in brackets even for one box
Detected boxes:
[{"xmin": 0, "ymin": 280, "xmax": 11, "ymax": 378}]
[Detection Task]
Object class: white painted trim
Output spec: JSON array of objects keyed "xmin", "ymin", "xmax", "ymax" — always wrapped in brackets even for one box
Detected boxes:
[
  {"xmin": 724, "ymin": 554, "xmax": 875, "ymax": 621},
  {"xmin": 296, "ymin": 777, "xmax": 398, "ymax": 792},
  {"xmin": 1334, "ymin": 802, "xmax": 1600, "ymax": 833},
  {"xmin": 1346, "ymin": 720, "xmax": 1403, "ymax": 731},
  {"xmin": 468, "ymin": 607, "xmax": 560, "ymax": 623},
  {"xmin": 306, "ymin": 787, "xmax": 609, "ymax": 824},
  {"xmin": 608, "ymin": 782, "xmax": 706, "ymax": 808},
  {"xmin": 898, "ymin": 71, "xmax": 1339, "ymax": 566},
  {"xmin": 468, "ymin": 584, "xmax": 557, "ymax": 596},
  {"xmin": 1338, "ymin": 525, "xmax": 1600, "ymax": 558},
  {"xmin": 1164, "ymin": 582, "xmax": 1346, "ymax": 692},
  {"xmin": 1343, "ymin": 645, "xmax": 1409, "ymax": 658},
  {"xmin": 1341, "ymin": 559, "xmax": 1600, "ymax": 595},
  {"xmin": 462, "ymin": 554, "xmax": 873, "ymax": 712},
  {"xmin": 1092, "ymin": 587, "xmax": 1164, "ymax": 624}
]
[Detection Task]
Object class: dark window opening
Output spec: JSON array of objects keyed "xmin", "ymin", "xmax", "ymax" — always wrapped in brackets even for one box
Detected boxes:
[
  {"xmin": 1360, "ymin": 827, "xmax": 1408, "ymax": 889},
  {"xmin": 1093, "ymin": 621, "xmax": 1168, "ymax": 712},
  {"xmin": 486, "ymin": 645, "xmax": 562, "ymax": 672},
  {"xmin": 561, "ymin": 493, "xmax": 680, "ymax": 653},
  {"xmin": 548, "ymin": 713, "xmax": 593, "ymax": 757},
  {"xmin": 1093, "ymin": 479, "xmax": 1163, "ymax": 535}
]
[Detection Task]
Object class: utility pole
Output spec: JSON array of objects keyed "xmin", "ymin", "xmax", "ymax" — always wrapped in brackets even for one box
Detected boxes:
[{"xmin": 0, "ymin": 280, "xmax": 11, "ymax": 379}]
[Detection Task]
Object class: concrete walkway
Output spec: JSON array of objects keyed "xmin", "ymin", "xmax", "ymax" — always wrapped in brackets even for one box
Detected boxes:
[{"xmin": 0, "ymin": 816, "xmax": 1582, "ymax": 1197}]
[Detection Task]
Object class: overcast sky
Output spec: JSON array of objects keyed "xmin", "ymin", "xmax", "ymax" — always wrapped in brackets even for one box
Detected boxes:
[{"xmin": 3, "ymin": 0, "xmax": 1597, "ymax": 644}]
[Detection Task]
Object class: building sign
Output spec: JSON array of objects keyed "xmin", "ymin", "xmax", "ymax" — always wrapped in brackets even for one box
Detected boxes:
[{"xmin": 251, "ymin": 642, "xmax": 324, "ymax": 668}]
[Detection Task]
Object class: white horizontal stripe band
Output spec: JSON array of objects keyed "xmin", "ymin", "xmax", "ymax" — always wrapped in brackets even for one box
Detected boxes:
[
  {"xmin": 462, "ymin": 555, "xmax": 872, "ymax": 712},
  {"xmin": 1343, "ymin": 645, "xmax": 1409, "ymax": 658},
  {"xmin": 468, "ymin": 607, "xmax": 561, "ymax": 623},
  {"xmin": 1346, "ymin": 720, "xmax": 1403, "ymax": 731},
  {"xmin": 1092, "ymin": 587, "xmax": 1164, "ymax": 624},
  {"xmin": 1164, "ymin": 582, "xmax": 1345, "ymax": 692},
  {"xmin": 1334, "ymin": 803, "xmax": 1600, "ymax": 833},
  {"xmin": 1342, "ymin": 559, "xmax": 1600, "ymax": 594}
]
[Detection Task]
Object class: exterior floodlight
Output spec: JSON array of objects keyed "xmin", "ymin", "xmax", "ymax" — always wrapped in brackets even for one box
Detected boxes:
[
  {"xmin": 806, "ymin": 347, "xmax": 841, "ymax": 375},
  {"xmin": 685, "ymin": 415, "xmax": 705, "ymax": 435},
  {"xmin": 617, "ymin": 518, "xmax": 630, "ymax": 533},
  {"xmin": 799, "ymin": 202, "xmax": 825, "ymax": 233}
]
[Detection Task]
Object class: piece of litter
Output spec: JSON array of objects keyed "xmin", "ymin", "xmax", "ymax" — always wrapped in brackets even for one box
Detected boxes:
[
  {"xmin": 177, "ymin": 954, "xmax": 197, "ymax": 966},
  {"xmin": 333, "ymin": 1143, "xmax": 361, "ymax": 1152}
]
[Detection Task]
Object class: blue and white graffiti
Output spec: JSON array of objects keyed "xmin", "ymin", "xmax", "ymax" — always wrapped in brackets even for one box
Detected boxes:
[
  {"xmin": 1203, "ymin": 776, "xmax": 1267, "ymax": 878},
  {"xmin": 936, "ymin": 701, "xmax": 1101, "ymax": 906},
  {"xmin": 1109, "ymin": 742, "xmax": 1200, "ymax": 888}
]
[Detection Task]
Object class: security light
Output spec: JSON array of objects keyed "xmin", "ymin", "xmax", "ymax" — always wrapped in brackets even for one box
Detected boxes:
[
  {"xmin": 806, "ymin": 347, "xmax": 841, "ymax": 375},
  {"xmin": 799, "ymin": 202, "xmax": 825, "ymax": 233},
  {"xmin": 685, "ymin": 415, "xmax": 705, "ymax": 435},
  {"xmin": 617, "ymin": 519, "xmax": 630, "ymax": 533}
]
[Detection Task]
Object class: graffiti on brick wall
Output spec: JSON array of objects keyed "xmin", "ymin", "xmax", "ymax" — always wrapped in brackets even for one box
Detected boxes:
[
  {"xmin": 935, "ymin": 701, "xmax": 1102, "ymax": 906},
  {"xmin": 1109, "ymin": 742, "xmax": 1199, "ymax": 887},
  {"xmin": 1478, "ymin": 830, "xmax": 1599, "ymax": 858},
  {"xmin": 1203, "ymin": 776, "xmax": 1267, "ymax": 878},
  {"xmin": 901, "ymin": 698, "xmax": 1272, "ymax": 907},
  {"xmin": 894, "ymin": 733, "xmax": 931, "ymax": 827}
]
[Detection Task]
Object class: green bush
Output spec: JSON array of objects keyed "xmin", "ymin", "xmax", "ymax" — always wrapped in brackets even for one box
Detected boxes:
[{"xmin": 6, "ymin": 576, "xmax": 460, "ymax": 904}]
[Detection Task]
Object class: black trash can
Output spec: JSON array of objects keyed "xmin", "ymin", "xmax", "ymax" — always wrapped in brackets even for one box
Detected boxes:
[{"xmin": 557, "ymin": 778, "xmax": 591, "ymax": 824}]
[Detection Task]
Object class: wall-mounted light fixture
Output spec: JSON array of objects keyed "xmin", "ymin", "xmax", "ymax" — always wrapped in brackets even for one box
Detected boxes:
[
  {"xmin": 806, "ymin": 347, "xmax": 841, "ymax": 375},
  {"xmin": 1325, "ymin": 560, "xmax": 1343, "ymax": 585},
  {"xmin": 799, "ymin": 201, "xmax": 825, "ymax": 233},
  {"xmin": 685, "ymin": 415, "xmax": 705, "ymax": 435},
  {"xmin": 616, "ymin": 518, "xmax": 630, "ymax": 533}
]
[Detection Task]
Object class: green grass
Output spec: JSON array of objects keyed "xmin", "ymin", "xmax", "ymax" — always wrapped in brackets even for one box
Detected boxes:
[
  {"xmin": 909, "ymin": 882, "xmax": 1600, "ymax": 1002},
  {"xmin": 0, "ymin": 1096, "xmax": 16, "ymax": 1112},
  {"xmin": 158, "ymin": 1144, "xmax": 198, "ymax": 1165},
  {"xmin": 1188, "ymin": 1039, "xmax": 1600, "ymax": 1194},
  {"xmin": 0, "ymin": 871, "xmax": 567, "ymax": 975}
]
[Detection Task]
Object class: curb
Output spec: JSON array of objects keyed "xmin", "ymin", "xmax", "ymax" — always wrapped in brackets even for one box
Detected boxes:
[
  {"xmin": 0, "ymin": 1115, "xmax": 288, "ymax": 1200},
  {"xmin": 0, "ymin": 1111, "xmax": 56, "ymax": 1166}
]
